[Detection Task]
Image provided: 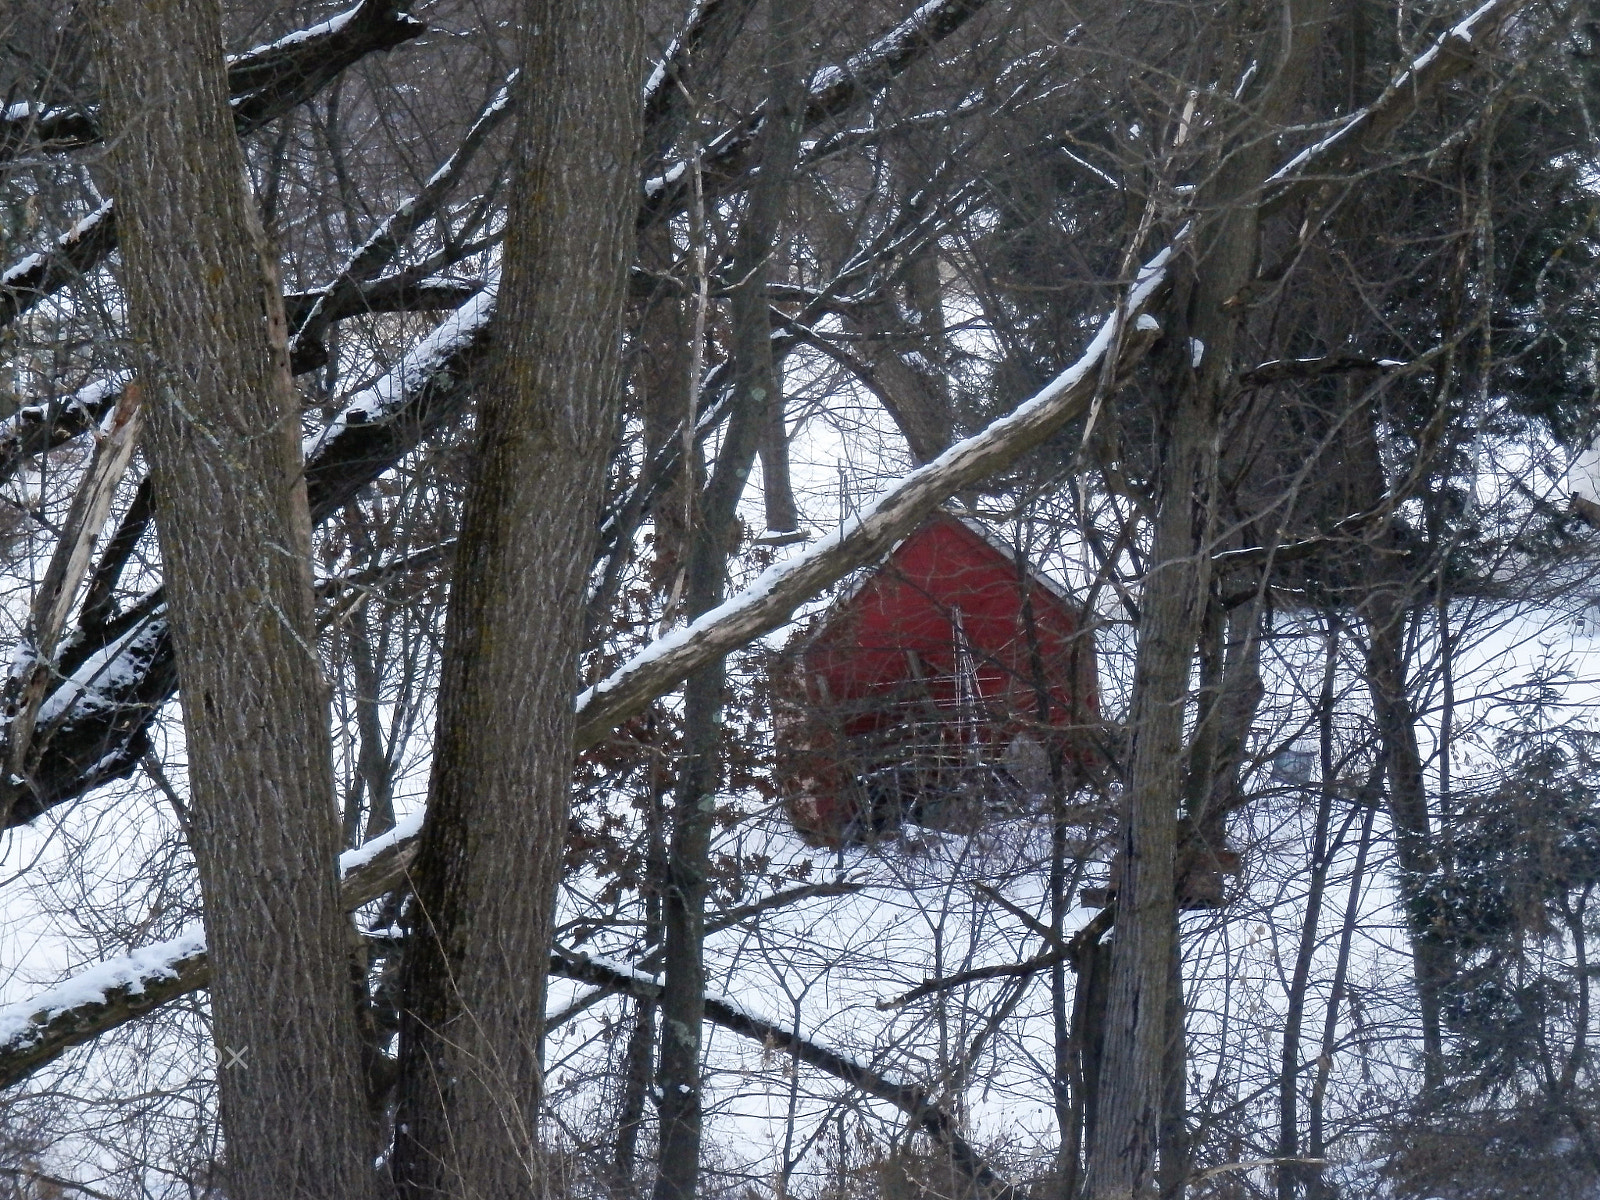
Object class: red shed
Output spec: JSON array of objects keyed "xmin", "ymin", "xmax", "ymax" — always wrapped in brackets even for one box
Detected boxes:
[{"xmin": 776, "ymin": 512, "xmax": 1100, "ymax": 846}]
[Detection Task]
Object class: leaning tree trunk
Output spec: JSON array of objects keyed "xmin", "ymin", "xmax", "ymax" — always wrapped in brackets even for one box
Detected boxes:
[
  {"xmin": 92, "ymin": 2, "xmax": 377, "ymax": 1197},
  {"xmin": 1081, "ymin": 318, "xmax": 1217, "ymax": 1200},
  {"xmin": 390, "ymin": 2, "xmax": 645, "ymax": 1196}
]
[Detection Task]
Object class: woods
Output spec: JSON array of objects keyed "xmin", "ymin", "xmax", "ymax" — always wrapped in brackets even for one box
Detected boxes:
[{"xmin": 1, "ymin": 0, "xmax": 1598, "ymax": 1197}]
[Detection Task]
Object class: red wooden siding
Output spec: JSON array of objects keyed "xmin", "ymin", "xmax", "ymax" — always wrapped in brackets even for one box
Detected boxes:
[{"xmin": 776, "ymin": 513, "xmax": 1099, "ymax": 846}]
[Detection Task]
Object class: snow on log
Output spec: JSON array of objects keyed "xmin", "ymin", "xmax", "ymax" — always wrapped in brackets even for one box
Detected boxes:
[
  {"xmin": 0, "ymin": 929, "xmax": 209, "ymax": 1090},
  {"xmin": 0, "ymin": 815, "xmax": 421, "ymax": 1090},
  {"xmin": 0, "ymin": 203, "xmax": 117, "ymax": 331},
  {"xmin": 304, "ymin": 283, "xmax": 497, "ymax": 521}
]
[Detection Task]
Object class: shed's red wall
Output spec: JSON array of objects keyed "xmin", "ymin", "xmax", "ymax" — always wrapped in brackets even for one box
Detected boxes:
[
  {"xmin": 801, "ymin": 515, "xmax": 1097, "ymax": 732},
  {"xmin": 778, "ymin": 515, "xmax": 1099, "ymax": 846}
]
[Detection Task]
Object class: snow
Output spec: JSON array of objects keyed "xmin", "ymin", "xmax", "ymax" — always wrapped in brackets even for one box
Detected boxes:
[
  {"xmin": 643, "ymin": 160, "xmax": 690, "ymax": 199},
  {"xmin": 337, "ymin": 808, "xmax": 424, "ymax": 874},
  {"xmin": 64, "ymin": 200, "xmax": 113, "ymax": 244},
  {"xmin": 303, "ymin": 280, "xmax": 497, "ymax": 460},
  {"xmin": 0, "ymin": 927, "xmax": 206, "ymax": 1052},
  {"xmin": 1190, "ymin": 337, "xmax": 1205, "ymax": 368},
  {"xmin": 576, "ymin": 239, "xmax": 1175, "ymax": 716},
  {"xmin": 643, "ymin": 0, "xmax": 708, "ymax": 102},
  {"xmin": 0, "ymin": 200, "xmax": 117, "ymax": 292},
  {"xmin": 33, "ymin": 607, "xmax": 167, "ymax": 729},
  {"xmin": 1264, "ymin": 0, "xmax": 1507, "ymax": 190},
  {"xmin": 227, "ymin": 3, "xmax": 360, "ymax": 61},
  {"xmin": 0, "ymin": 253, "xmax": 42, "ymax": 288},
  {"xmin": 562, "ymin": 948, "xmax": 661, "ymax": 989}
]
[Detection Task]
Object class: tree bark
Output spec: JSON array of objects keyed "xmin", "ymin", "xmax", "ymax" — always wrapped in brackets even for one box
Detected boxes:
[
  {"xmin": 1361, "ymin": 584, "xmax": 1451, "ymax": 1090},
  {"xmin": 390, "ymin": 2, "xmax": 644, "ymax": 1195},
  {"xmin": 1084, "ymin": 3, "xmax": 1328, "ymax": 1192},
  {"xmin": 654, "ymin": 11, "xmax": 807, "ymax": 1195},
  {"xmin": 91, "ymin": 2, "xmax": 377, "ymax": 1197}
]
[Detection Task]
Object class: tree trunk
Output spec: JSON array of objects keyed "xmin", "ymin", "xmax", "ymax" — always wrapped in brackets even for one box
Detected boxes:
[
  {"xmin": 1362, "ymin": 585, "xmax": 1451, "ymax": 1090},
  {"xmin": 1156, "ymin": 936, "xmax": 1189, "ymax": 1200},
  {"xmin": 1081, "ymin": 339, "xmax": 1214, "ymax": 1200},
  {"xmin": 653, "ymin": 10, "xmax": 807, "ymax": 1196},
  {"xmin": 92, "ymin": 2, "xmax": 377, "ymax": 1197},
  {"xmin": 1084, "ymin": 4, "xmax": 1328, "ymax": 1191},
  {"xmin": 390, "ymin": 2, "xmax": 644, "ymax": 1195},
  {"xmin": 1278, "ymin": 616, "xmax": 1343, "ymax": 1200},
  {"xmin": 1307, "ymin": 801, "xmax": 1375, "ymax": 1200}
]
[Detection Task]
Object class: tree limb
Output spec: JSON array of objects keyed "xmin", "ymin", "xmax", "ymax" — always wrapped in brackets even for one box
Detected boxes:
[
  {"xmin": 0, "ymin": 0, "xmax": 427, "ymax": 328},
  {"xmin": 0, "ymin": 0, "xmax": 425, "ymax": 158},
  {"xmin": 0, "ymin": 815, "xmax": 419, "ymax": 1089}
]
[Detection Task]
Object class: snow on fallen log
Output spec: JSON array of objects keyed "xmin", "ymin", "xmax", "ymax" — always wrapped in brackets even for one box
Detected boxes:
[
  {"xmin": 302, "ymin": 283, "xmax": 497, "ymax": 524},
  {"xmin": 0, "ymin": 814, "xmax": 422, "ymax": 1089},
  {"xmin": 0, "ymin": 928, "xmax": 210, "ymax": 1089}
]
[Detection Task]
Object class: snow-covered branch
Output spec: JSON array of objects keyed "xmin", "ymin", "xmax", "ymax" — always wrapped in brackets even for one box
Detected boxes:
[
  {"xmin": 641, "ymin": 0, "xmax": 993, "ymax": 220},
  {"xmin": 573, "ymin": 253, "xmax": 1172, "ymax": 746},
  {"xmin": 0, "ymin": 813, "xmax": 420, "ymax": 1090},
  {"xmin": 0, "ymin": 203, "xmax": 117, "ymax": 331},
  {"xmin": 0, "ymin": 0, "xmax": 426, "ymax": 328},
  {"xmin": 1261, "ymin": 0, "xmax": 1525, "ymax": 211},
  {"xmin": 0, "ymin": 373, "xmax": 131, "ymax": 490},
  {"xmin": 288, "ymin": 72, "xmax": 516, "ymax": 368},
  {"xmin": 805, "ymin": 0, "xmax": 991, "ymax": 122}
]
